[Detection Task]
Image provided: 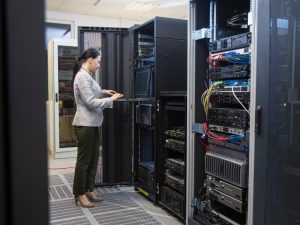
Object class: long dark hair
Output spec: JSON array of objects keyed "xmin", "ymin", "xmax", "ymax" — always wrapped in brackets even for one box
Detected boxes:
[{"xmin": 72, "ymin": 48, "xmax": 100, "ymax": 88}]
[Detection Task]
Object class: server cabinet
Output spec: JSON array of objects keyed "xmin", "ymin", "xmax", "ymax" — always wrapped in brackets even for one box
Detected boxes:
[
  {"xmin": 78, "ymin": 27, "xmax": 132, "ymax": 185},
  {"xmin": 131, "ymin": 17, "xmax": 187, "ymax": 203},
  {"xmin": 187, "ymin": 0, "xmax": 300, "ymax": 225},
  {"xmin": 157, "ymin": 91, "xmax": 187, "ymax": 221},
  {"xmin": 47, "ymin": 38, "xmax": 78, "ymax": 159},
  {"xmin": 188, "ymin": 0, "xmax": 251, "ymax": 224},
  {"xmin": 77, "ymin": 18, "xmax": 187, "ymax": 196}
]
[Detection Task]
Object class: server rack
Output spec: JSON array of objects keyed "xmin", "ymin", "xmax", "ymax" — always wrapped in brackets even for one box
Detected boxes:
[
  {"xmin": 187, "ymin": 0, "xmax": 252, "ymax": 224},
  {"xmin": 78, "ymin": 19, "xmax": 187, "ymax": 195},
  {"xmin": 132, "ymin": 17, "xmax": 187, "ymax": 202},
  {"xmin": 78, "ymin": 27, "xmax": 132, "ymax": 185},
  {"xmin": 187, "ymin": 0, "xmax": 300, "ymax": 225},
  {"xmin": 157, "ymin": 91, "xmax": 187, "ymax": 221}
]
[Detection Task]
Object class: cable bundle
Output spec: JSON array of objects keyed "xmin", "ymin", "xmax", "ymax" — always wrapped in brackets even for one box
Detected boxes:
[
  {"xmin": 227, "ymin": 12, "xmax": 248, "ymax": 27},
  {"xmin": 207, "ymin": 53, "xmax": 224, "ymax": 68},
  {"xmin": 201, "ymin": 81, "xmax": 223, "ymax": 117},
  {"xmin": 203, "ymin": 122, "xmax": 229, "ymax": 142},
  {"xmin": 223, "ymin": 51, "xmax": 250, "ymax": 64}
]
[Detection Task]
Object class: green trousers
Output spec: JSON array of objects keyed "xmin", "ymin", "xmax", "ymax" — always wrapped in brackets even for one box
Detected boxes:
[{"xmin": 73, "ymin": 126, "xmax": 101, "ymax": 196}]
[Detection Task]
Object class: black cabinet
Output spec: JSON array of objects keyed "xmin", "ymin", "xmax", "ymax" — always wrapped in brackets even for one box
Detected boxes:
[
  {"xmin": 157, "ymin": 91, "xmax": 187, "ymax": 220},
  {"xmin": 78, "ymin": 27, "xmax": 132, "ymax": 185},
  {"xmin": 132, "ymin": 17, "xmax": 187, "ymax": 202},
  {"xmin": 77, "ymin": 18, "xmax": 187, "ymax": 202}
]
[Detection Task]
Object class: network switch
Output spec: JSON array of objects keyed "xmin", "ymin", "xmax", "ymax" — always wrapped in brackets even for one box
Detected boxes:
[
  {"xmin": 209, "ymin": 65, "xmax": 250, "ymax": 80},
  {"xmin": 211, "ymin": 32, "xmax": 251, "ymax": 53},
  {"xmin": 214, "ymin": 80, "xmax": 250, "ymax": 92}
]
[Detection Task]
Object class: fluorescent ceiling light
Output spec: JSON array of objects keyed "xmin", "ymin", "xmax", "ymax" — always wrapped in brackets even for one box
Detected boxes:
[
  {"xmin": 159, "ymin": 0, "xmax": 187, "ymax": 8},
  {"xmin": 126, "ymin": 0, "xmax": 160, "ymax": 12},
  {"xmin": 94, "ymin": 0, "xmax": 102, "ymax": 6}
]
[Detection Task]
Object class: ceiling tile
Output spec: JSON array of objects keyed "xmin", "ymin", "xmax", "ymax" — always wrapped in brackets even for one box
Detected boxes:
[
  {"xmin": 46, "ymin": 0, "xmax": 65, "ymax": 10},
  {"xmin": 97, "ymin": 0, "xmax": 133, "ymax": 7},
  {"xmin": 60, "ymin": 2, "xmax": 93, "ymax": 14},
  {"xmin": 88, "ymin": 6, "xmax": 121, "ymax": 17},
  {"xmin": 158, "ymin": 0, "xmax": 187, "ymax": 9},
  {"xmin": 114, "ymin": 9, "xmax": 148, "ymax": 19},
  {"xmin": 64, "ymin": 0, "xmax": 95, "ymax": 3},
  {"xmin": 46, "ymin": 0, "xmax": 188, "ymax": 21}
]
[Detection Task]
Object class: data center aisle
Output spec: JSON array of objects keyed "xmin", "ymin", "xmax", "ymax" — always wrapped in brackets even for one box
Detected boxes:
[{"xmin": 48, "ymin": 158, "xmax": 183, "ymax": 225}]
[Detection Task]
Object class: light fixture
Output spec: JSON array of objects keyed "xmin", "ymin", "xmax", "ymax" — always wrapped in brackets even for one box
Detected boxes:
[
  {"xmin": 126, "ymin": 0, "xmax": 160, "ymax": 12},
  {"xmin": 94, "ymin": 0, "xmax": 102, "ymax": 6}
]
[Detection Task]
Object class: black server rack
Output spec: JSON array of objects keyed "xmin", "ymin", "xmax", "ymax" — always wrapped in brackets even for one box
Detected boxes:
[
  {"xmin": 78, "ymin": 27, "xmax": 133, "ymax": 185},
  {"xmin": 157, "ymin": 91, "xmax": 187, "ymax": 221},
  {"xmin": 132, "ymin": 17, "xmax": 187, "ymax": 202}
]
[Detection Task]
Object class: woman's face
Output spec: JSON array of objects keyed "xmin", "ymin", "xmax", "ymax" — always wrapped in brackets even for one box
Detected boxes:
[{"xmin": 89, "ymin": 55, "xmax": 100, "ymax": 73}]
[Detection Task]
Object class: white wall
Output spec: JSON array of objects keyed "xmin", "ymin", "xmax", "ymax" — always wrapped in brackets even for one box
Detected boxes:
[{"xmin": 46, "ymin": 10, "xmax": 141, "ymax": 40}]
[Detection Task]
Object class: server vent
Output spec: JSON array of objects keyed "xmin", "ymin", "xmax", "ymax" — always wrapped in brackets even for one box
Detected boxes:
[{"xmin": 205, "ymin": 152, "xmax": 248, "ymax": 188}]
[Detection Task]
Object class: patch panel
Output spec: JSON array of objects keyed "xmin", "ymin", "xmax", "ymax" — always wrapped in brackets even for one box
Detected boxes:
[
  {"xmin": 209, "ymin": 92, "xmax": 250, "ymax": 105},
  {"xmin": 213, "ymin": 80, "xmax": 250, "ymax": 92}
]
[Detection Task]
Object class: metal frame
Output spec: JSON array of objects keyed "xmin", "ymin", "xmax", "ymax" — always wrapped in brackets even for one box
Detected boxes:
[
  {"xmin": 248, "ymin": 0, "xmax": 269, "ymax": 224},
  {"xmin": 186, "ymin": 0, "xmax": 196, "ymax": 222},
  {"xmin": 187, "ymin": 0, "xmax": 272, "ymax": 224}
]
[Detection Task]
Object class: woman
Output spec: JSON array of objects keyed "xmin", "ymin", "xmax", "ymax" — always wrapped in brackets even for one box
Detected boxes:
[{"xmin": 72, "ymin": 48, "xmax": 123, "ymax": 208}]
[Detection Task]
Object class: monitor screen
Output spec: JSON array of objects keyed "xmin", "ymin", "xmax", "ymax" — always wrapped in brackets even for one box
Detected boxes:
[{"xmin": 134, "ymin": 67, "xmax": 152, "ymax": 98}]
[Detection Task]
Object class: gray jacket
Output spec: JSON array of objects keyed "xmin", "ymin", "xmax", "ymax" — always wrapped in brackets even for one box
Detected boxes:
[{"xmin": 72, "ymin": 69, "xmax": 113, "ymax": 127}]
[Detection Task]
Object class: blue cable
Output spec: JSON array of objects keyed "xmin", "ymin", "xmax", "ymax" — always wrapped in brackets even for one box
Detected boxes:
[{"xmin": 223, "ymin": 51, "xmax": 250, "ymax": 64}]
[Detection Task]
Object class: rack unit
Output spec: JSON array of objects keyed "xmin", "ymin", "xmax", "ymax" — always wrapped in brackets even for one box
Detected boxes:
[
  {"xmin": 157, "ymin": 91, "xmax": 187, "ymax": 220},
  {"xmin": 132, "ymin": 17, "xmax": 187, "ymax": 202},
  {"xmin": 47, "ymin": 39, "xmax": 78, "ymax": 159}
]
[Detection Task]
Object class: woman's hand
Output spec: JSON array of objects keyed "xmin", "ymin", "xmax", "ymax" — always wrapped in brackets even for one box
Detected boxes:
[
  {"xmin": 106, "ymin": 90, "xmax": 117, "ymax": 96},
  {"xmin": 111, "ymin": 93, "xmax": 124, "ymax": 101}
]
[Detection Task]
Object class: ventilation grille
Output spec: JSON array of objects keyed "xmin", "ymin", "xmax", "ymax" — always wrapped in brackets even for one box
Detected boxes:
[{"xmin": 205, "ymin": 152, "xmax": 248, "ymax": 187}]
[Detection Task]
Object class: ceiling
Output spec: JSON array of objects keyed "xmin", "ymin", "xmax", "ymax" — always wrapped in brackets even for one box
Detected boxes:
[{"xmin": 46, "ymin": 0, "xmax": 188, "ymax": 22}]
